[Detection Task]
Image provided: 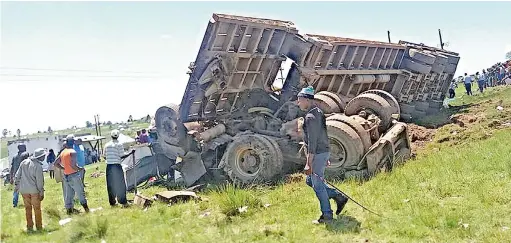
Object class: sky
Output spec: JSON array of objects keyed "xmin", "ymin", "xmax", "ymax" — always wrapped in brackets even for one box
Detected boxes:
[{"xmin": 1, "ymin": 1, "xmax": 510, "ymax": 135}]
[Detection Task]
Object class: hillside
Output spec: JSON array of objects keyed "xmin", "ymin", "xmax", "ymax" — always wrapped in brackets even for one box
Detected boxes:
[{"xmin": 2, "ymin": 85, "xmax": 511, "ymax": 243}]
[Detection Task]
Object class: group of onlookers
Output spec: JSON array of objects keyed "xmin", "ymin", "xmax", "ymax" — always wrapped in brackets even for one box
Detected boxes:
[
  {"xmin": 9, "ymin": 129, "xmax": 136, "ymax": 232},
  {"xmin": 449, "ymin": 60, "xmax": 510, "ymax": 98}
]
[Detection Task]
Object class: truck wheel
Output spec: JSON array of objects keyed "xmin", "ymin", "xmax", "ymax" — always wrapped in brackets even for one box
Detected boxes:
[
  {"xmin": 326, "ymin": 120, "xmax": 364, "ymax": 172},
  {"xmin": 314, "ymin": 93, "xmax": 341, "ymax": 114},
  {"xmin": 344, "ymin": 93, "xmax": 393, "ymax": 132},
  {"xmin": 408, "ymin": 49, "xmax": 436, "ymax": 65},
  {"xmin": 361, "ymin": 89, "xmax": 401, "ymax": 116},
  {"xmin": 317, "ymin": 91, "xmax": 347, "ymax": 113},
  {"xmin": 154, "ymin": 104, "xmax": 187, "ymax": 146},
  {"xmin": 393, "ymin": 147, "xmax": 411, "ymax": 166},
  {"xmin": 326, "ymin": 114, "xmax": 372, "ymax": 152},
  {"xmin": 223, "ymin": 133, "xmax": 283, "ymax": 184},
  {"xmin": 403, "ymin": 58, "xmax": 432, "ymax": 74}
]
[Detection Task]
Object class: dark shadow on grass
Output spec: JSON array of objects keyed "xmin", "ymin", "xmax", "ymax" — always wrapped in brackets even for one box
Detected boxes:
[
  {"xmin": 411, "ymin": 103, "xmax": 476, "ymax": 128},
  {"xmin": 325, "ymin": 215, "xmax": 361, "ymax": 234}
]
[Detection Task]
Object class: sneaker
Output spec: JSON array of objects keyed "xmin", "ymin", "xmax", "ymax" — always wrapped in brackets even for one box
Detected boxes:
[
  {"xmin": 333, "ymin": 194, "xmax": 348, "ymax": 215},
  {"xmin": 312, "ymin": 214, "xmax": 333, "ymax": 224}
]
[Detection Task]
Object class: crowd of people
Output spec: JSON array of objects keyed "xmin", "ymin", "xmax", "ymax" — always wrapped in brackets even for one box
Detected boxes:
[
  {"xmin": 9, "ymin": 129, "xmax": 138, "ymax": 232},
  {"xmin": 449, "ymin": 60, "xmax": 511, "ymax": 98}
]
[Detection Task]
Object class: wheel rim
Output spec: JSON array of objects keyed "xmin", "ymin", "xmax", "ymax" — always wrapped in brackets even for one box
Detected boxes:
[
  {"xmin": 234, "ymin": 147, "xmax": 262, "ymax": 177},
  {"xmin": 328, "ymin": 137, "xmax": 347, "ymax": 168}
]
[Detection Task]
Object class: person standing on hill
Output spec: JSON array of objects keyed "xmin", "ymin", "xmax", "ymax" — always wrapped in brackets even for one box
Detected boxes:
[
  {"xmin": 10, "ymin": 143, "xmax": 28, "ymax": 208},
  {"xmin": 14, "ymin": 148, "xmax": 46, "ymax": 232},
  {"xmin": 55, "ymin": 135, "xmax": 89, "ymax": 215},
  {"xmin": 463, "ymin": 73, "xmax": 473, "ymax": 95},
  {"xmin": 103, "ymin": 130, "xmax": 132, "ymax": 208},
  {"xmin": 448, "ymin": 79, "xmax": 457, "ymax": 98},
  {"xmin": 47, "ymin": 149, "xmax": 56, "ymax": 179},
  {"xmin": 296, "ymin": 86, "xmax": 348, "ymax": 224}
]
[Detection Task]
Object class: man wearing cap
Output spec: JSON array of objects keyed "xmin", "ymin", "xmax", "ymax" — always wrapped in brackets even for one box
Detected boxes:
[
  {"xmin": 103, "ymin": 129, "xmax": 133, "ymax": 207},
  {"xmin": 14, "ymin": 148, "xmax": 46, "ymax": 231},
  {"xmin": 55, "ymin": 135, "xmax": 89, "ymax": 214},
  {"xmin": 296, "ymin": 86, "xmax": 348, "ymax": 224},
  {"xmin": 10, "ymin": 143, "xmax": 28, "ymax": 207}
]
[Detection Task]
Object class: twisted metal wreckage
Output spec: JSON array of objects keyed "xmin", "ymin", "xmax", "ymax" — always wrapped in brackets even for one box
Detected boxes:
[{"xmin": 123, "ymin": 13, "xmax": 461, "ymax": 190}]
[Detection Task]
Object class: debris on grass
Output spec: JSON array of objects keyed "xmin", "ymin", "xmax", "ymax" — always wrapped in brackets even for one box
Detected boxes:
[{"xmin": 59, "ymin": 218, "xmax": 72, "ymax": 226}]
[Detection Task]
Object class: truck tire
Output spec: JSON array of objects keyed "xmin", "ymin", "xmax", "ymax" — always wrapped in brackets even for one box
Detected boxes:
[
  {"xmin": 222, "ymin": 133, "xmax": 283, "ymax": 184},
  {"xmin": 444, "ymin": 63, "xmax": 457, "ymax": 74},
  {"xmin": 317, "ymin": 91, "xmax": 347, "ymax": 113},
  {"xmin": 361, "ymin": 89, "xmax": 401, "ymax": 116},
  {"xmin": 403, "ymin": 58, "xmax": 432, "ymax": 74},
  {"xmin": 431, "ymin": 63, "xmax": 445, "ymax": 74},
  {"xmin": 434, "ymin": 54, "xmax": 448, "ymax": 65},
  {"xmin": 408, "ymin": 49, "xmax": 436, "ymax": 65},
  {"xmin": 325, "ymin": 120, "xmax": 364, "ymax": 172},
  {"xmin": 415, "ymin": 101, "xmax": 430, "ymax": 112},
  {"xmin": 326, "ymin": 114, "xmax": 372, "ymax": 152},
  {"xmin": 154, "ymin": 104, "xmax": 187, "ymax": 146},
  {"xmin": 344, "ymin": 93, "xmax": 393, "ymax": 132},
  {"xmin": 314, "ymin": 93, "xmax": 341, "ymax": 114}
]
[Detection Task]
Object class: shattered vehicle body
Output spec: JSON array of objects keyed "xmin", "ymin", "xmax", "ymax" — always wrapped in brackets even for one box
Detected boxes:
[{"xmin": 137, "ymin": 13, "xmax": 460, "ymax": 187}]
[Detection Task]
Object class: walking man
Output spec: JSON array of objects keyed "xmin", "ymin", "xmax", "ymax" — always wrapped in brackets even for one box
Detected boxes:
[
  {"xmin": 296, "ymin": 86, "xmax": 348, "ymax": 224},
  {"xmin": 14, "ymin": 148, "xmax": 46, "ymax": 231},
  {"xmin": 463, "ymin": 73, "xmax": 473, "ymax": 95},
  {"xmin": 448, "ymin": 79, "xmax": 457, "ymax": 98},
  {"xmin": 104, "ymin": 130, "xmax": 132, "ymax": 207},
  {"xmin": 10, "ymin": 143, "xmax": 28, "ymax": 207},
  {"xmin": 55, "ymin": 135, "xmax": 89, "ymax": 215}
]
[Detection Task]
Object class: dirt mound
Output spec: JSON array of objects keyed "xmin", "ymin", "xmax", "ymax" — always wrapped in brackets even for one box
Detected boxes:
[
  {"xmin": 407, "ymin": 124, "xmax": 436, "ymax": 154},
  {"xmin": 450, "ymin": 114, "xmax": 479, "ymax": 127}
]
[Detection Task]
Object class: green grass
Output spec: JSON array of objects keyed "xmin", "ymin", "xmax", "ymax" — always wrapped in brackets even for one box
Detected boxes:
[{"xmin": 2, "ymin": 86, "xmax": 511, "ymax": 243}]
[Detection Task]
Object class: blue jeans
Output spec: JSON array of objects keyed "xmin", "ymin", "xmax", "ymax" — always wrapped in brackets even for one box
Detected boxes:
[
  {"xmin": 305, "ymin": 152, "xmax": 340, "ymax": 218},
  {"xmin": 13, "ymin": 190, "xmax": 19, "ymax": 207},
  {"xmin": 64, "ymin": 172, "xmax": 87, "ymax": 209}
]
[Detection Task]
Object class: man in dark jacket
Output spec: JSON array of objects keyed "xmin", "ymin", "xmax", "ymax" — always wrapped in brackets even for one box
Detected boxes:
[
  {"xmin": 10, "ymin": 143, "xmax": 28, "ymax": 207},
  {"xmin": 296, "ymin": 86, "xmax": 348, "ymax": 224}
]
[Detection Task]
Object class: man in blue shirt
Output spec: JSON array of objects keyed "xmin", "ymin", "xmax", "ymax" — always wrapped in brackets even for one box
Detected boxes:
[{"xmin": 73, "ymin": 138, "xmax": 86, "ymax": 187}]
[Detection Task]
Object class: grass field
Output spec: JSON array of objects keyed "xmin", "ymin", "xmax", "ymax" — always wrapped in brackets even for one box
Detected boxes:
[{"xmin": 2, "ymin": 85, "xmax": 511, "ymax": 243}]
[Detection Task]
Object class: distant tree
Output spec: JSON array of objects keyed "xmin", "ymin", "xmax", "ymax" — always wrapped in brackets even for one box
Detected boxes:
[
  {"xmin": 506, "ymin": 51, "xmax": 511, "ymax": 60},
  {"xmin": 106, "ymin": 121, "xmax": 112, "ymax": 125},
  {"xmin": 47, "ymin": 126, "xmax": 53, "ymax": 134},
  {"xmin": 128, "ymin": 115, "xmax": 133, "ymax": 122},
  {"xmin": 37, "ymin": 131, "xmax": 41, "ymax": 134},
  {"xmin": 86, "ymin": 121, "xmax": 93, "ymax": 128},
  {"xmin": 16, "ymin": 129, "xmax": 21, "ymax": 137},
  {"xmin": 2, "ymin": 129, "xmax": 7, "ymax": 138}
]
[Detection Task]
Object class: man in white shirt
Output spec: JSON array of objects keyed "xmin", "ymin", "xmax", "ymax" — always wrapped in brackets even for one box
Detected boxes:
[
  {"xmin": 463, "ymin": 73, "xmax": 473, "ymax": 95},
  {"xmin": 103, "ymin": 130, "xmax": 133, "ymax": 207}
]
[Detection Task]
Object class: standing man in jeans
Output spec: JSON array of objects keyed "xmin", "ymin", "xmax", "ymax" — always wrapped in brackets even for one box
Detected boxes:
[
  {"xmin": 14, "ymin": 148, "xmax": 46, "ymax": 231},
  {"xmin": 74, "ymin": 138, "xmax": 86, "ymax": 187},
  {"xmin": 10, "ymin": 144, "xmax": 28, "ymax": 207},
  {"xmin": 463, "ymin": 73, "xmax": 473, "ymax": 95},
  {"xmin": 55, "ymin": 135, "xmax": 89, "ymax": 215},
  {"xmin": 296, "ymin": 86, "xmax": 348, "ymax": 224},
  {"xmin": 104, "ymin": 130, "xmax": 132, "ymax": 207}
]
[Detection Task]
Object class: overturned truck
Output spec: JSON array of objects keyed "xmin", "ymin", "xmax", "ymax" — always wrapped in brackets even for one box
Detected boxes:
[{"xmin": 140, "ymin": 13, "xmax": 460, "ymax": 187}]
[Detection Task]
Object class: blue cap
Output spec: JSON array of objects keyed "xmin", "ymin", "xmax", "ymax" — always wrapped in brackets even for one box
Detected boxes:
[{"xmin": 297, "ymin": 86, "xmax": 315, "ymax": 99}]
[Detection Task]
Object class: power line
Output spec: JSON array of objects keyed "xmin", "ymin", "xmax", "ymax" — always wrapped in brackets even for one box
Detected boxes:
[{"xmin": 0, "ymin": 66, "xmax": 161, "ymax": 74}]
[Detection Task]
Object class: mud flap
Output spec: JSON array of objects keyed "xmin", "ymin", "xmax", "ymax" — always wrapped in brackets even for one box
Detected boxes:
[{"xmin": 179, "ymin": 151, "xmax": 207, "ymax": 187}]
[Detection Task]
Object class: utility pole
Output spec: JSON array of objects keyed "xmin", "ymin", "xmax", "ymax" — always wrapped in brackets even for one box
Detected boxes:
[
  {"xmin": 387, "ymin": 31, "xmax": 391, "ymax": 43},
  {"xmin": 438, "ymin": 29, "xmax": 444, "ymax": 49}
]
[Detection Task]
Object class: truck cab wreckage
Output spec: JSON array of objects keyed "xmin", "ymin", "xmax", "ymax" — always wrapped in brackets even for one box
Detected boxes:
[{"xmin": 126, "ymin": 13, "xmax": 461, "ymax": 188}]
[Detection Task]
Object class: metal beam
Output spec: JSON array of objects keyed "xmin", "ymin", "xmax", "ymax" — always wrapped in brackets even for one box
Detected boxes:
[
  {"xmin": 315, "ymin": 69, "xmax": 402, "ymax": 75},
  {"xmin": 347, "ymin": 46, "xmax": 360, "ymax": 69},
  {"xmin": 377, "ymin": 48, "xmax": 387, "ymax": 69},
  {"xmin": 358, "ymin": 46, "xmax": 369, "ymax": 68}
]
